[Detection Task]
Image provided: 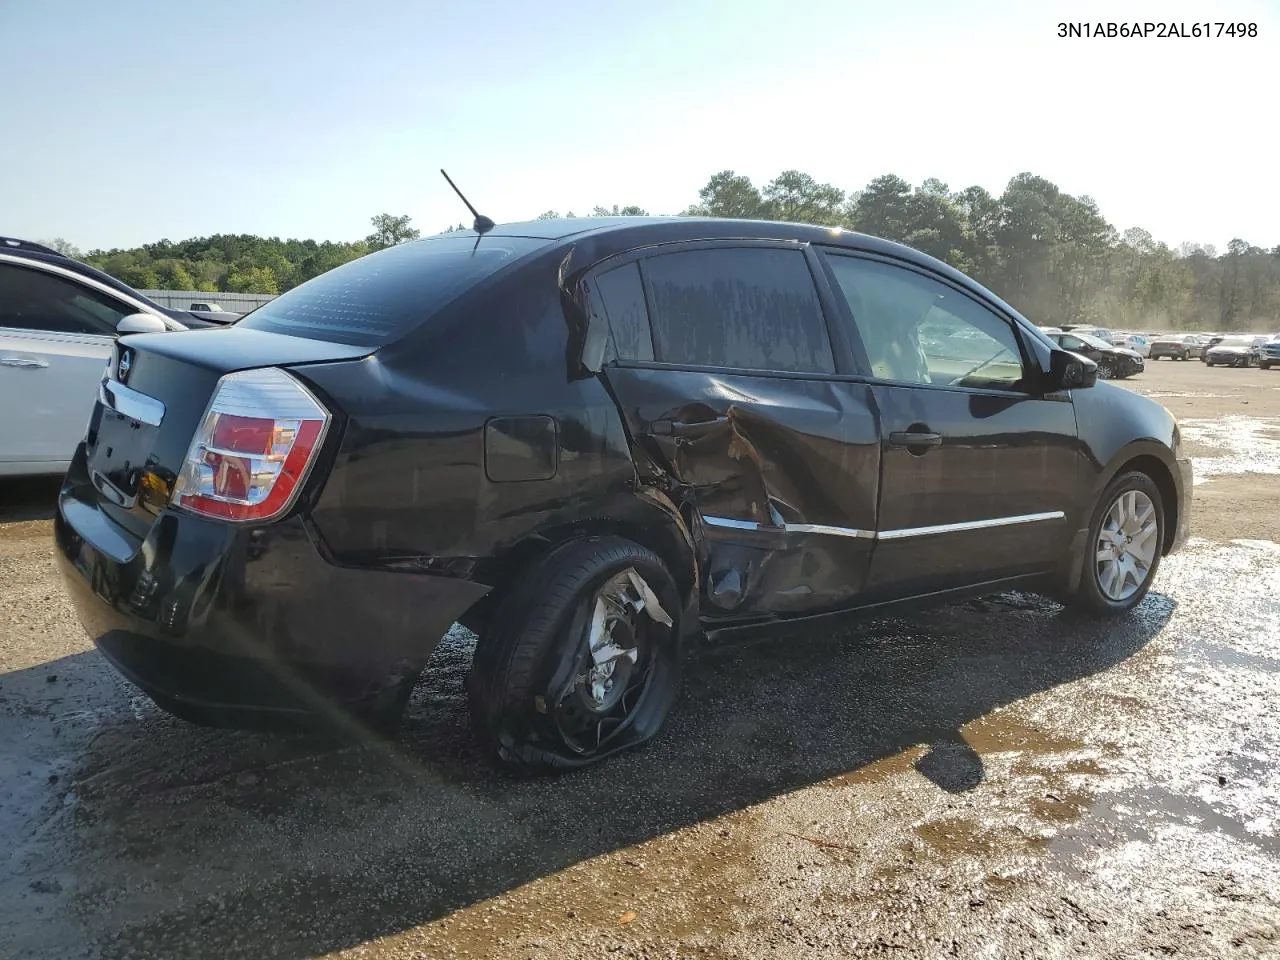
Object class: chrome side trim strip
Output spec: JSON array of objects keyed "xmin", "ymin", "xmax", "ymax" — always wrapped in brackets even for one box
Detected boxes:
[
  {"xmin": 701, "ymin": 510, "xmax": 1064, "ymax": 541},
  {"xmin": 876, "ymin": 511, "xmax": 1065, "ymax": 540},
  {"xmin": 783, "ymin": 522, "xmax": 877, "ymax": 540},
  {"xmin": 702, "ymin": 515, "xmax": 875, "ymax": 539},
  {"xmin": 701, "ymin": 516, "xmax": 761, "ymax": 532},
  {"xmin": 99, "ymin": 378, "xmax": 166, "ymax": 427}
]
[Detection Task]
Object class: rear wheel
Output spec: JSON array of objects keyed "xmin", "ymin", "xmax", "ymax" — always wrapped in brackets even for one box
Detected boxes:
[
  {"xmin": 1064, "ymin": 472, "xmax": 1164, "ymax": 617},
  {"xmin": 1179, "ymin": 350, "xmax": 1189, "ymax": 361},
  {"xmin": 1261, "ymin": 361, "xmax": 1272, "ymax": 370},
  {"xmin": 1097, "ymin": 361, "xmax": 1114, "ymax": 380},
  {"xmin": 468, "ymin": 536, "xmax": 682, "ymax": 773}
]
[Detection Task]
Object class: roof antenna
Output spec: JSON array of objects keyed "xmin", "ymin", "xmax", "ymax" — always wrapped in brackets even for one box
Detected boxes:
[{"xmin": 440, "ymin": 169, "xmax": 494, "ymax": 237}]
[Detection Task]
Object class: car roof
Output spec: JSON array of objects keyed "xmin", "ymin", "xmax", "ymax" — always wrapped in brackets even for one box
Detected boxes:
[
  {"xmin": 485, "ymin": 216, "xmax": 944, "ymax": 262},
  {"xmin": 457, "ymin": 216, "xmax": 1031, "ymax": 325}
]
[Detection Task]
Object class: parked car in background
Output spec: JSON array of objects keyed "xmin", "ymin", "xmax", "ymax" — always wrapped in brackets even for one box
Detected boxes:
[
  {"xmin": 51, "ymin": 216, "xmax": 1192, "ymax": 771},
  {"xmin": 1045, "ymin": 330, "xmax": 1144, "ymax": 379},
  {"xmin": 188, "ymin": 301, "xmax": 243, "ymax": 322},
  {"xmin": 1257, "ymin": 336, "xmax": 1280, "ymax": 370},
  {"xmin": 1060, "ymin": 324, "xmax": 1116, "ymax": 343},
  {"xmin": 1149, "ymin": 333, "xmax": 1202, "ymax": 361},
  {"xmin": 0, "ymin": 238, "xmax": 227, "ymax": 476},
  {"xmin": 1112, "ymin": 333, "xmax": 1151, "ymax": 357},
  {"xmin": 1203, "ymin": 335, "xmax": 1267, "ymax": 367}
]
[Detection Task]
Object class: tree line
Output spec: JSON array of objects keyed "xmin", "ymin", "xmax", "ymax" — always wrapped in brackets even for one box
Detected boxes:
[{"xmin": 56, "ymin": 174, "xmax": 1279, "ymax": 331}]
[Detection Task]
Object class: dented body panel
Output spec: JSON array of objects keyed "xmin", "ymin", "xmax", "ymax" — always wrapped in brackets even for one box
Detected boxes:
[{"xmin": 600, "ymin": 364, "xmax": 880, "ymax": 617}]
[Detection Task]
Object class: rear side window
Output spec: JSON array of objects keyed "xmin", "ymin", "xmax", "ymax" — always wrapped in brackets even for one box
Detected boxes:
[
  {"xmin": 594, "ymin": 261, "xmax": 653, "ymax": 362},
  {"xmin": 236, "ymin": 235, "xmax": 547, "ymax": 347},
  {"xmin": 640, "ymin": 247, "xmax": 835, "ymax": 373}
]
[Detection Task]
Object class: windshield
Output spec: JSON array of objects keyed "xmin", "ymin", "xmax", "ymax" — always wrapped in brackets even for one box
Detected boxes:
[
  {"xmin": 1073, "ymin": 332, "xmax": 1113, "ymax": 349},
  {"xmin": 1216, "ymin": 336, "xmax": 1254, "ymax": 347},
  {"xmin": 236, "ymin": 234, "xmax": 548, "ymax": 347}
]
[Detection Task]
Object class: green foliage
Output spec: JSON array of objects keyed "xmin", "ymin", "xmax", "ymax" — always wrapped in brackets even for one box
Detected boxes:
[
  {"xmin": 224, "ymin": 265, "xmax": 279, "ymax": 295},
  {"xmin": 365, "ymin": 213, "xmax": 420, "ymax": 250},
  {"xmin": 72, "ymin": 188, "xmax": 1279, "ymax": 332},
  {"xmin": 45, "ymin": 238, "xmax": 81, "ymax": 258},
  {"xmin": 84, "ymin": 229, "xmax": 381, "ymax": 295},
  {"xmin": 591, "ymin": 205, "xmax": 650, "ymax": 217},
  {"xmin": 685, "ymin": 170, "xmax": 1280, "ymax": 332}
]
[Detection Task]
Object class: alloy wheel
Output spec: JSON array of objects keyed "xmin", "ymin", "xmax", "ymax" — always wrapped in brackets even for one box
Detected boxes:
[
  {"xmin": 1095, "ymin": 489, "xmax": 1159, "ymax": 601},
  {"xmin": 550, "ymin": 570, "xmax": 661, "ymax": 755}
]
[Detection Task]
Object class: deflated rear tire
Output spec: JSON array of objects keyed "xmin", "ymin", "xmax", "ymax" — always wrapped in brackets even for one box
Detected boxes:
[
  {"xmin": 468, "ymin": 536, "xmax": 682, "ymax": 774},
  {"xmin": 1063, "ymin": 471, "xmax": 1164, "ymax": 617}
]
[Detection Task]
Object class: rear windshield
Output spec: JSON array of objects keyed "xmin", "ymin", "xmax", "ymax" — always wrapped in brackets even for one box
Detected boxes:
[{"xmin": 236, "ymin": 234, "xmax": 547, "ymax": 346}]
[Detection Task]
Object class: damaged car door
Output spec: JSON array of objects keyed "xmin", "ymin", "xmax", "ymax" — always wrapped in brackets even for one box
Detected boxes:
[
  {"xmin": 589, "ymin": 241, "xmax": 881, "ymax": 621},
  {"xmin": 818, "ymin": 251, "xmax": 1080, "ymax": 597}
]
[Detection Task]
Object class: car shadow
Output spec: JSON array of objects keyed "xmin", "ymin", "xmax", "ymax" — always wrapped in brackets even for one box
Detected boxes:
[
  {"xmin": 12, "ymin": 590, "xmax": 1174, "ymax": 959},
  {"xmin": 0, "ymin": 476, "xmax": 60, "ymax": 524}
]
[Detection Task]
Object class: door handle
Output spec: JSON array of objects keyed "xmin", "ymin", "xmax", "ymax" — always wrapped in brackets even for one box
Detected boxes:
[
  {"xmin": 889, "ymin": 430, "xmax": 942, "ymax": 448},
  {"xmin": 651, "ymin": 415, "xmax": 729, "ymax": 437},
  {"xmin": 0, "ymin": 357, "xmax": 49, "ymax": 369}
]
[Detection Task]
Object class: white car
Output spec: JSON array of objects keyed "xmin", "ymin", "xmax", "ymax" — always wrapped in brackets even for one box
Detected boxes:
[
  {"xmin": 0, "ymin": 240, "xmax": 211, "ymax": 477},
  {"xmin": 1111, "ymin": 333, "xmax": 1151, "ymax": 357}
]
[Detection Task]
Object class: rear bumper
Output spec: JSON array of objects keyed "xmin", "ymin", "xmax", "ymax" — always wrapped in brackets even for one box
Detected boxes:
[{"xmin": 54, "ymin": 455, "xmax": 489, "ymax": 727}]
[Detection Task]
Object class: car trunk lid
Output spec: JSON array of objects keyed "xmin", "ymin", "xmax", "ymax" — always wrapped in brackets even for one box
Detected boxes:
[{"xmin": 73, "ymin": 326, "xmax": 370, "ymax": 545}]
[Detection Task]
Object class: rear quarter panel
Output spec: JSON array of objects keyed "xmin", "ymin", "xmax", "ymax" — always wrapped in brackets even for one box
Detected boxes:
[{"xmin": 299, "ymin": 250, "xmax": 647, "ymax": 573}]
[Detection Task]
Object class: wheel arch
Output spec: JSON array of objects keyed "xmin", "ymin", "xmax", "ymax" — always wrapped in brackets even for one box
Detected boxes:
[{"xmin": 458, "ymin": 491, "xmax": 699, "ymax": 638}]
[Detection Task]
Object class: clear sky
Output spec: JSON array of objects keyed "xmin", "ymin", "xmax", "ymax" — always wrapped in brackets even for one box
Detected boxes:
[{"xmin": 2, "ymin": 0, "xmax": 1277, "ymax": 252}]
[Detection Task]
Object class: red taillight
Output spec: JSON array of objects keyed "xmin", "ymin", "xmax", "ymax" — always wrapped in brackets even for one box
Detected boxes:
[{"xmin": 172, "ymin": 368, "xmax": 330, "ymax": 523}]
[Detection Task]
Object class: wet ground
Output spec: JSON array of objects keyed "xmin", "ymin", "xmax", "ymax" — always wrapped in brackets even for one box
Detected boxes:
[{"xmin": 2, "ymin": 359, "xmax": 1278, "ymax": 958}]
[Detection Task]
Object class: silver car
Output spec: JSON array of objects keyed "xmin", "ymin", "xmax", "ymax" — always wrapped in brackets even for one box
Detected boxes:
[{"xmin": 0, "ymin": 241, "xmax": 200, "ymax": 476}]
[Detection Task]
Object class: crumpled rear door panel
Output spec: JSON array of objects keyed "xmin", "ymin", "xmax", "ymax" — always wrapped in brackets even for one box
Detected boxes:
[{"xmin": 601, "ymin": 365, "xmax": 880, "ymax": 619}]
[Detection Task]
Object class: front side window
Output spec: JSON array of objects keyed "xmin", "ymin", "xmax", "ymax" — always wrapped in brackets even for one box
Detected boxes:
[
  {"xmin": 823, "ymin": 254, "xmax": 1027, "ymax": 391},
  {"xmin": 0, "ymin": 263, "xmax": 128, "ymax": 335},
  {"xmin": 639, "ymin": 247, "xmax": 835, "ymax": 374}
]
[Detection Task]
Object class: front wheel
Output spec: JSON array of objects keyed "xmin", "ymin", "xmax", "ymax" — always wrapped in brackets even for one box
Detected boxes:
[
  {"xmin": 468, "ymin": 536, "xmax": 682, "ymax": 773},
  {"xmin": 1063, "ymin": 472, "xmax": 1164, "ymax": 617},
  {"xmin": 1261, "ymin": 361, "xmax": 1272, "ymax": 370}
]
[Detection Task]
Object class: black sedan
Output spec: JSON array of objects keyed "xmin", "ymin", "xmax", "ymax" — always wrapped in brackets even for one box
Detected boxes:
[
  {"xmin": 1204, "ymin": 335, "xmax": 1267, "ymax": 367},
  {"xmin": 1046, "ymin": 330, "xmax": 1144, "ymax": 379},
  {"xmin": 52, "ymin": 215, "xmax": 1192, "ymax": 772}
]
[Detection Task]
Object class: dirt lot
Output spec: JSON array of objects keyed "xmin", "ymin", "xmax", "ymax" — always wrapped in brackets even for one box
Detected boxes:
[{"xmin": 2, "ymin": 359, "xmax": 1278, "ymax": 959}]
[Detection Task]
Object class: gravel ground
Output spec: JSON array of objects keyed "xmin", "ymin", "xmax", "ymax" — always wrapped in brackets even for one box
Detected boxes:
[{"xmin": 1, "ymin": 359, "xmax": 1278, "ymax": 959}]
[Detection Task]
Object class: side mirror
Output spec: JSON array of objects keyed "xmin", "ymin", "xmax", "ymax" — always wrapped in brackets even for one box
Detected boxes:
[
  {"xmin": 1048, "ymin": 348, "xmax": 1097, "ymax": 391},
  {"xmin": 116, "ymin": 313, "xmax": 170, "ymax": 335}
]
